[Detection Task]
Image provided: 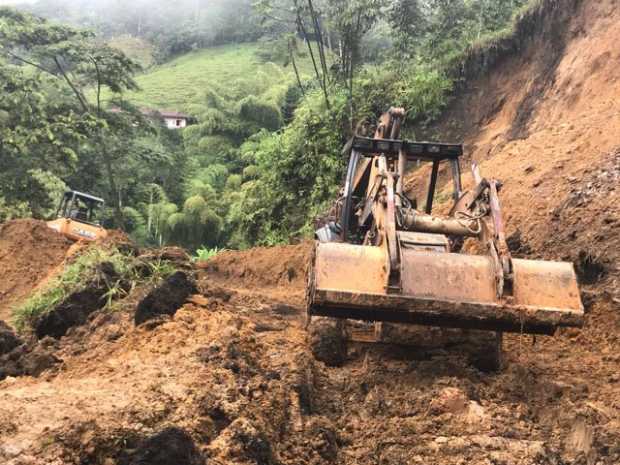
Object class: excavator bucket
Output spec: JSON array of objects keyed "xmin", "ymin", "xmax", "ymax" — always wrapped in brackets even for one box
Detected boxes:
[{"xmin": 308, "ymin": 242, "xmax": 584, "ymax": 336}]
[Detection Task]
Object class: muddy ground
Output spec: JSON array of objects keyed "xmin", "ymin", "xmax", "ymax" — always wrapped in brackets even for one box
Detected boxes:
[{"xmin": 0, "ymin": 233, "xmax": 618, "ymax": 465}]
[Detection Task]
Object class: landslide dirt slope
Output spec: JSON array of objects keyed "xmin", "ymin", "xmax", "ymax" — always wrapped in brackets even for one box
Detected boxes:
[
  {"xmin": 1, "ymin": 1, "xmax": 620, "ymax": 464},
  {"xmin": 0, "ymin": 220, "xmax": 72, "ymax": 322},
  {"xmin": 411, "ymin": 0, "xmax": 620, "ymax": 290}
]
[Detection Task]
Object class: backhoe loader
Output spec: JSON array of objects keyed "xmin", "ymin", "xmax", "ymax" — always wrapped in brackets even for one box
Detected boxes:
[{"xmin": 306, "ymin": 108, "xmax": 583, "ymax": 369}]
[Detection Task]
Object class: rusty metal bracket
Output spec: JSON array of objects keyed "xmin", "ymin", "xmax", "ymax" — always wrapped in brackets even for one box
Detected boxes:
[
  {"xmin": 488, "ymin": 179, "xmax": 514, "ymax": 297},
  {"xmin": 385, "ymin": 172, "xmax": 401, "ymax": 293},
  {"xmin": 471, "ymin": 163, "xmax": 514, "ymax": 298}
]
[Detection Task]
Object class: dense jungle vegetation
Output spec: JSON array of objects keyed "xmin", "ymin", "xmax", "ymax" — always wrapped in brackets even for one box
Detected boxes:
[{"xmin": 0, "ymin": 0, "xmax": 534, "ymax": 250}]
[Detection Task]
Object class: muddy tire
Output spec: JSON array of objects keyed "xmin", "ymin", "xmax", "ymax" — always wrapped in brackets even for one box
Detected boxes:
[{"xmin": 308, "ymin": 317, "xmax": 347, "ymax": 367}]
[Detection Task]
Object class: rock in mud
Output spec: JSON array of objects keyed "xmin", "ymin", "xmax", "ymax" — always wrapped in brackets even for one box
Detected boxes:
[
  {"xmin": 0, "ymin": 354, "xmax": 20, "ymax": 380},
  {"xmin": 429, "ymin": 387, "xmax": 469, "ymax": 415},
  {"xmin": 575, "ymin": 249, "xmax": 607, "ymax": 284},
  {"xmin": 35, "ymin": 288, "xmax": 108, "ymax": 339},
  {"xmin": 19, "ymin": 343, "xmax": 61, "ymax": 377},
  {"xmin": 134, "ymin": 271, "xmax": 197, "ymax": 325},
  {"xmin": 0, "ymin": 341, "xmax": 60, "ymax": 380},
  {"xmin": 506, "ymin": 229, "xmax": 532, "ymax": 257},
  {"xmin": 129, "ymin": 427, "xmax": 204, "ymax": 465},
  {"xmin": 464, "ymin": 401, "xmax": 490, "ymax": 426},
  {"xmin": 211, "ymin": 418, "xmax": 275, "ymax": 465},
  {"xmin": 0, "ymin": 322, "xmax": 22, "ymax": 355},
  {"xmin": 304, "ymin": 417, "xmax": 339, "ymax": 462}
]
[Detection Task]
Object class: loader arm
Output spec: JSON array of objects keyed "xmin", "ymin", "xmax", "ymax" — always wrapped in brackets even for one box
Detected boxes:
[{"xmin": 308, "ymin": 108, "xmax": 584, "ymax": 336}]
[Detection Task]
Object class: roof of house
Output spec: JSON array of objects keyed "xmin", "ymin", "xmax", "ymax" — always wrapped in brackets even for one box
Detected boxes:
[
  {"xmin": 107, "ymin": 107, "xmax": 191, "ymax": 120},
  {"xmin": 157, "ymin": 110, "xmax": 191, "ymax": 119},
  {"xmin": 141, "ymin": 108, "xmax": 191, "ymax": 119}
]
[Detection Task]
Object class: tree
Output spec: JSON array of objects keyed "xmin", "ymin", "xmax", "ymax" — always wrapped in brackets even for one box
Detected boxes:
[
  {"xmin": 286, "ymin": 34, "xmax": 306, "ymax": 97},
  {"xmin": 324, "ymin": 0, "xmax": 381, "ymax": 127},
  {"xmin": 0, "ymin": 57, "xmax": 97, "ymax": 219},
  {"xmin": 387, "ymin": 0, "xmax": 427, "ymax": 64},
  {"xmin": 254, "ymin": 0, "xmax": 331, "ymax": 109},
  {"xmin": 0, "ymin": 7, "xmax": 143, "ymax": 227}
]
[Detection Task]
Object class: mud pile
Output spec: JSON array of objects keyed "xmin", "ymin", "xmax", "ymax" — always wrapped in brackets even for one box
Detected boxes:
[
  {"xmin": 200, "ymin": 242, "xmax": 311, "ymax": 291},
  {"xmin": 0, "ymin": 220, "xmax": 72, "ymax": 320},
  {"xmin": 0, "ymin": 277, "xmax": 319, "ymax": 464}
]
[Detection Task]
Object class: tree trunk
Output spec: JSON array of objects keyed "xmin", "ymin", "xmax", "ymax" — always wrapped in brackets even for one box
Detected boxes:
[
  {"xmin": 294, "ymin": 2, "xmax": 329, "ymax": 109},
  {"xmin": 100, "ymin": 137, "xmax": 124, "ymax": 229},
  {"xmin": 147, "ymin": 189, "xmax": 153, "ymax": 235},
  {"xmin": 290, "ymin": 44, "xmax": 305, "ymax": 96},
  {"xmin": 325, "ymin": 23, "xmax": 333, "ymax": 52},
  {"xmin": 348, "ymin": 49, "xmax": 354, "ymax": 132},
  {"xmin": 307, "ymin": 0, "xmax": 329, "ymax": 91},
  {"xmin": 53, "ymin": 56, "xmax": 89, "ymax": 113}
]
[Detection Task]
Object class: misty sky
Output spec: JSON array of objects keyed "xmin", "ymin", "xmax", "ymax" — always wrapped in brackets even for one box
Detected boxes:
[{"xmin": 0, "ymin": 0, "xmax": 35, "ymax": 4}]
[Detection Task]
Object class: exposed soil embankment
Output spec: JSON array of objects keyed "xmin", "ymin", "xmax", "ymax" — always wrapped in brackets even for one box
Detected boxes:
[
  {"xmin": 409, "ymin": 0, "xmax": 620, "ymax": 296},
  {"xmin": 0, "ymin": 220, "xmax": 72, "ymax": 321}
]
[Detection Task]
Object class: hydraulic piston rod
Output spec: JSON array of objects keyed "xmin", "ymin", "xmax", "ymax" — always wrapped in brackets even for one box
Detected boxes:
[{"xmin": 401, "ymin": 211, "xmax": 480, "ymax": 237}]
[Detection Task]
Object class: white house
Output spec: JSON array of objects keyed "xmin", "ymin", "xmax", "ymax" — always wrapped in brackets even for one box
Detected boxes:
[
  {"xmin": 108, "ymin": 107, "xmax": 193, "ymax": 130},
  {"xmin": 157, "ymin": 110, "xmax": 192, "ymax": 129}
]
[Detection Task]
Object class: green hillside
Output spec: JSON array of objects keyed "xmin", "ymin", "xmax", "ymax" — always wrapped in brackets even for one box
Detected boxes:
[{"xmin": 104, "ymin": 42, "xmax": 318, "ymax": 111}]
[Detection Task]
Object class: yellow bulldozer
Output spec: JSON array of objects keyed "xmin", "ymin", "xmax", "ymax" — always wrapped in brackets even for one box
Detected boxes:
[
  {"xmin": 306, "ymin": 108, "xmax": 584, "ymax": 369},
  {"xmin": 47, "ymin": 190, "xmax": 108, "ymax": 242}
]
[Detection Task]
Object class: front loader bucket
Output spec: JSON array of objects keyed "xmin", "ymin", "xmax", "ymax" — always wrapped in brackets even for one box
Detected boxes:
[{"xmin": 308, "ymin": 242, "xmax": 584, "ymax": 335}]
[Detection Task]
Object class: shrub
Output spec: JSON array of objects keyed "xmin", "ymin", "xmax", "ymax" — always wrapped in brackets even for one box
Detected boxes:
[
  {"xmin": 193, "ymin": 246, "xmax": 221, "ymax": 262},
  {"xmin": 197, "ymin": 135, "xmax": 236, "ymax": 165},
  {"xmin": 225, "ymin": 174, "xmax": 242, "ymax": 191},
  {"xmin": 183, "ymin": 195, "xmax": 208, "ymax": 216},
  {"xmin": 238, "ymin": 96, "xmax": 282, "ymax": 131},
  {"xmin": 242, "ymin": 165, "xmax": 259, "ymax": 180}
]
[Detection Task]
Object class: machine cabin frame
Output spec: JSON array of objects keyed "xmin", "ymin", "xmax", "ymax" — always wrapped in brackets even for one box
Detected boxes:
[
  {"xmin": 341, "ymin": 136, "xmax": 464, "ymax": 243},
  {"xmin": 56, "ymin": 190, "xmax": 105, "ymax": 226}
]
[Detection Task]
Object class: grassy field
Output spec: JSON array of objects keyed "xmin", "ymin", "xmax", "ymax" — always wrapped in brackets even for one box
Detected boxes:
[
  {"xmin": 100, "ymin": 42, "xmax": 321, "ymax": 112},
  {"xmin": 108, "ymin": 35, "xmax": 156, "ymax": 68}
]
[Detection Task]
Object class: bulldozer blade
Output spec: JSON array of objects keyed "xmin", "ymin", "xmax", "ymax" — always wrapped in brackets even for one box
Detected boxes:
[{"xmin": 308, "ymin": 243, "xmax": 584, "ymax": 336}]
